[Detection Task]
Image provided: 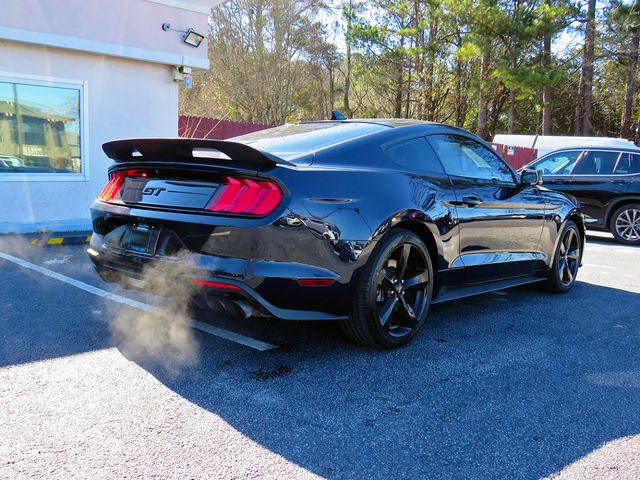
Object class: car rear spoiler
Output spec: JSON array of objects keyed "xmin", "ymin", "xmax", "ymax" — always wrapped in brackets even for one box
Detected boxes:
[{"xmin": 102, "ymin": 138, "xmax": 295, "ymax": 170}]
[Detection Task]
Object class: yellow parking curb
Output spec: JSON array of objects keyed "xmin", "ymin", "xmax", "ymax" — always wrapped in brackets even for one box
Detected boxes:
[{"xmin": 27, "ymin": 233, "xmax": 92, "ymax": 247}]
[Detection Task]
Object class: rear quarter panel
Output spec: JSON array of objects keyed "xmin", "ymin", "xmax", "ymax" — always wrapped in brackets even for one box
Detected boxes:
[
  {"xmin": 538, "ymin": 187, "xmax": 584, "ymax": 266},
  {"xmin": 271, "ymin": 136, "xmax": 459, "ymax": 274}
]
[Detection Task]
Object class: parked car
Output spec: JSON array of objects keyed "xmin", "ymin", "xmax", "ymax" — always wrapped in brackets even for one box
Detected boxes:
[
  {"xmin": 87, "ymin": 120, "xmax": 584, "ymax": 348},
  {"xmin": 525, "ymin": 147, "xmax": 640, "ymax": 245},
  {"xmin": 0, "ymin": 155, "xmax": 25, "ymax": 168}
]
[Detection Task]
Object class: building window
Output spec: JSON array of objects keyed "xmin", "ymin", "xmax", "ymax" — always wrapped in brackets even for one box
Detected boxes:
[{"xmin": 0, "ymin": 79, "xmax": 82, "ymax": 174}]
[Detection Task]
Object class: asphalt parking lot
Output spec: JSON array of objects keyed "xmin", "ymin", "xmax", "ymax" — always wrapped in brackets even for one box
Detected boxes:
[{"xmin": 1, "ymin": 232, "xmax": 639, "ymax": 480}]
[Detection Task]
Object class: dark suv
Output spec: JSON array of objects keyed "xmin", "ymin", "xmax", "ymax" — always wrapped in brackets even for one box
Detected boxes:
[{"xmin": 527, "ymin": 147, "xmax": 640, "ymax": 244}]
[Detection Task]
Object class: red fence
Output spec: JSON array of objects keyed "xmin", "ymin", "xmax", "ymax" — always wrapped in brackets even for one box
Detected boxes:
[
  {"xmin": 179, "ymin": 115, "xmax": 272, "ymax": 140},
  {"xmin": 492, "ymin": 144, "xmax": 538, "ymax": 169}
]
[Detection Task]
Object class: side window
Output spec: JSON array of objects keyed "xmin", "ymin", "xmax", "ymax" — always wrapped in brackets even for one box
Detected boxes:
[
  {"xmin": 427, "ymin": 134, "xmax": 514, "ymax": 183},
  {"xmin": 0, "ymin": 79, "xmax": 83, "ymax": 174},
  {"xmin": 382, "ymin": 137, "xmax": 444, "ymax": 174},
  {"xmin": 614, "ymin": 153, "xmax": 631, "ymax": 174},
  {"xmin": 630, "ymin": 154, "xmax": 640, "ymax": 174},
  {"xmin": 531, "ymin": 151, "xmax": 581, "ymax": 175},
  {"xmin": 572, "ymin": 150, "xmax": 620, "ymax": 175}
]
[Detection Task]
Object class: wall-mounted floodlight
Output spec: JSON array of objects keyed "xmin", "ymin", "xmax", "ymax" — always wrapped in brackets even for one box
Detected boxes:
[
  {"xmin": 183, "ymin": 28, "xmax": 204, "ymax": 47},
  {"xmin": 161, "ymin": 23, "xmax": 204, "ymax": 48}
]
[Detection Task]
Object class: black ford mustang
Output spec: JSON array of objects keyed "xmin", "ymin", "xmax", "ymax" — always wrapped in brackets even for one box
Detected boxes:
[{"xmin": 88, "ymin": 120, "xmax": 584, "ymax": 348}]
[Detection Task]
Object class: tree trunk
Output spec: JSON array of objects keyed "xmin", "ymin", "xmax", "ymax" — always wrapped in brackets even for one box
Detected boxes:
[
  {"xmin": 489, "ymin": 87, "xmax": 509, "ymax": 139},
  {"xmin": 329, "ymin": 66, "xmax": 335, "ymax": 111},
  {"xmin": 405, "ymin": 50, "xmax": 412, "ymax": 118},
  {"xmin": 574, "ymin": 71, "xmax": 584, "ymax": 135},
  {"xmin": 507, "ymin": 56, "xmax": 517, "ymax": 134},
  {"xmin": 394, "ymin": 35, "xmax": 405, "ymax": 118},
  {"xmin": 542, "ymin": 31, "xmax": 552, "ymax": 135},
  {"xmin": 477, "ymin": 50, "xmax": 491, "ymax": 140},
  {"xmin": 622, "ymin": 26, "xmax": 639, "ymax": 138},
  {"xmin": 254, "ymin": 0, "xmax": 266, "ymax": 124},
  {"xmin": 507, "ymin": 89, "xmax": 515, "ymax": 134},
  {"xmin": 455, "ymin": 59, "xmax": 463, "ymax": 127},
  {"xmin": 343, "ymin": 0, "xmax": 353, "ymax": 118},
  {"xmin": 425, "ymin": 11, "xmax": 438, "ymax": 121},
  {"xmin": 536, "ymin": 88, "xmax": 543, "ymax": 134},
  {"xmin": 454, "ymin": 30, "xmax": 464, "ymax": 127},
  {"xmin": 581, "ymin": 0, "xmax": 596, "ymax": 135},
  {"xmin": 394, "ymin": 59, "xmax": 404, "ymax": 117},
  {"xmin": 414, "ymin": 0, "xmax": 424, "ymax": 120}
]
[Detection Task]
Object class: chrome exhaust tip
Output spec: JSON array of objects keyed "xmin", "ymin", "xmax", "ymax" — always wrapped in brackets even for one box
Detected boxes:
[{"xmin": 219, "ymin": 299, "xmax": 253, "ymax": 319}]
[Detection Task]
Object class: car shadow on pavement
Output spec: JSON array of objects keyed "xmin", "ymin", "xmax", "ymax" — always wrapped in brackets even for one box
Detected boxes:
[
  {"xmin": 585, "ymin": 232, "xmax": 638, "ymax": 247},
  {"xmin": 0, "ymin": 264, "xmax": 114, "ymax": 369},
  {"xmin": 120, "ymin": 279, "xmax": 640, "ymax": 480},
  {"xmin": 2, "ymin": 244, "xmax": 639, "ymax": 479}
]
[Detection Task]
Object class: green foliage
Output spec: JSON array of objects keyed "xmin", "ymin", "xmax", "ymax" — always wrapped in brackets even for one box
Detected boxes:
[{"xmin": 180, "ymin": 0, "xmax": 639, "ymax": 138}]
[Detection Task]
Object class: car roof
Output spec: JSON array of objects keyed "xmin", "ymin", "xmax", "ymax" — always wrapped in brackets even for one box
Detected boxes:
[
  {"xmin": 540, "ymin": 145, "xmax": 640, "ymax": 156},
  {"xmin": 300, "ymin": 119, "xmax": 440, "ymax": 128},
  {"xmin": 230, "ymin": 119, "xmax": 450, "ymax": 161}
]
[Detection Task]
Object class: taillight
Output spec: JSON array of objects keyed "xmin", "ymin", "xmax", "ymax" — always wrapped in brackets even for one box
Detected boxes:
[
  {"xmin": 205, "ymin": 177, "xmax": 282, "ymax": 215},
  {"xmin": 192, "ymin": 279, "xmax": 241, "ymax": 291},
  {"xmin": 97, "ymin": 169, "xmax": 147, "ymax": 202}
]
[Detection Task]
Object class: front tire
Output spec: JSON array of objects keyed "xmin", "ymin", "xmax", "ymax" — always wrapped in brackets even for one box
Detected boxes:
[
  {"xmin": 343, "ymin": 229, "xmax": 434, "ymax": 348},
  {"xmin": 543, "ymin": 220, "xmax": 581, "ymax": 293},
  {"xmin": 610, "ymin": 204, "xmax": 640, "ymax": 245}
]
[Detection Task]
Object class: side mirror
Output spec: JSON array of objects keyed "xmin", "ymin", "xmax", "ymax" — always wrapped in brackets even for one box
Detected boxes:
[{"xmin": 520, "ymin": 168, "xmax": 541, "ymax": 186}]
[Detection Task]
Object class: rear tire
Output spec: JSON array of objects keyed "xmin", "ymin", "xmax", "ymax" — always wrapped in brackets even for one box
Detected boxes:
[
  {"xmin": 543, "ymin": 220, "xmax": 581, "ymax": 293},
  {"xmin": 610, "ymin": 204, "xmax": 640, "ymax": 245},
  {"xmin": 342, "ymin": 229, "xmax": 434, "ymax": 348}
]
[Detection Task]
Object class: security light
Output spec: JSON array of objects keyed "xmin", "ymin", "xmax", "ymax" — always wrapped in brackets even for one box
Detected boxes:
[{"xmin": 183, "ymin": 29, "xmax": 204, "ymax": 48}]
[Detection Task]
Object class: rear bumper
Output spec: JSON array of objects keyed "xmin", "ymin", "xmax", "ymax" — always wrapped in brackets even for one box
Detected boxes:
[{"xmin": 87, "ymin": 231, "xmax": 351, "ymax": 321}]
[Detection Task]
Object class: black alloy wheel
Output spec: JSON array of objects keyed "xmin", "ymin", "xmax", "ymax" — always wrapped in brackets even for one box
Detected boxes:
[
  {"xmin": 544, "ymin": 220, "xmax": 581, "ymax": 293},
  {"xmin": 611, "ymin": 204, "xmax": 640, "ymax": 245},
  {"xmin": 558, "ymin": 227, "xmax": 580, "ymax": 287},
  {"xmin": 344, "ymin": 229, "xmax": 433, "ymax": 348},
  {"xmin": 375, "ymin": 243, "xmax": 430, "ymax": 337}
]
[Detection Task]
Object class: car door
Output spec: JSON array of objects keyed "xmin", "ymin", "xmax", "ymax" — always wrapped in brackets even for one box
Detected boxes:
[
  {"xmin": 557, "ymin": 150, "xmax": 630, "ymax": 227},
  {"xmin": 381, "ymin": 135, "xmax": 460, "ymax": 266},
  {"xmin": 630, "ymin": 153, "xmax": 640, "ymax": 189},
  {"xmin": 427, "ymin": 133, "xmax": 546, "ymax": 283}
]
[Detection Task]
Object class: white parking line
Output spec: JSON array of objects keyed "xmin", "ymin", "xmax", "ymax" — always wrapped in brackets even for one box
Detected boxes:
[
  {"xmin": 0, "ymin": 251, "xmax": 277, "ymax": 352},
  {"xmin": 583, "ymin": 263, "xmax": 615, "ymax": 269},
  {"xmin": 616, "ymin": 249, "xmax": 639, "ymax": 255}
]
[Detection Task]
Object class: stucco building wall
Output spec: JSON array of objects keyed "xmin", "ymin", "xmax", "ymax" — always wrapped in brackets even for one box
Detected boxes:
[{"xmin": 0, "ymin": 0, "xmax": 216, "ymax": 232}]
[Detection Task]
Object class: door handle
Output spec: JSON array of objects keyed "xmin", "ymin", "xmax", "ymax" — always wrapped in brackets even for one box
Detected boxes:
[
  {"xmin": 462, "ymin": 196, "xmax": 483, "ymax": 207},
  {"xmin": 551, "ymin": 179, "xmax": 567, "ymax": 184},
  {"xmin": 611, "ymin": 179, "xmax": 626, "ymax": 185}
]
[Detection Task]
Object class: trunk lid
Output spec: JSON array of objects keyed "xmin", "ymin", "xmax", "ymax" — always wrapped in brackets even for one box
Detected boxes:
[
  {"xmin": 99, "ymin": 139, "xmax": 287, "ymax": 215},
  {"xmin": 119, "ymin": 177, "xmax": 221, "ymax": 209}
]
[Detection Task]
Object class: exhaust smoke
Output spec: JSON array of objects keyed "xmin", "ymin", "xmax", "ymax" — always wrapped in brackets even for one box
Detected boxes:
[{"xmin": 106, "ymin": 253, "xmax": 204, "ymax": 375}]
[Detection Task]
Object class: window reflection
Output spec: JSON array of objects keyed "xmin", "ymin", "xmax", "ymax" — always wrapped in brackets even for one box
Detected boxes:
[
  {"xmin": 531, "ymin": 151, "xmax": 582, "ymax": 175},
  {"xmin": 429, "ymin": 134, "xmax": 514, "ymax": 183},
  {"xmin": 0, "ymin": 81, "xmax": 81, "ymax": 173}
]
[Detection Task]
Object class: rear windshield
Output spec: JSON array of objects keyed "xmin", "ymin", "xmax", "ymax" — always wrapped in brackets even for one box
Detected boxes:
[{"xmin": 230, "ymin": 122, "xmax": 389, "ymax": 161}]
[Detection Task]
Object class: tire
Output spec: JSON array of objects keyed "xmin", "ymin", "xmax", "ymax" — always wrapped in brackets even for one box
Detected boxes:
[
  {"xmin": 342, "ymin": 229, "xmax": 434, "ymax": 348},
  {"xmin": 543, "ymin": 220, "xmax": 581, "ymax": 293},
  {"xmin": 610, "ymin": 204, "xmax": 640, "ymax": 245}
]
